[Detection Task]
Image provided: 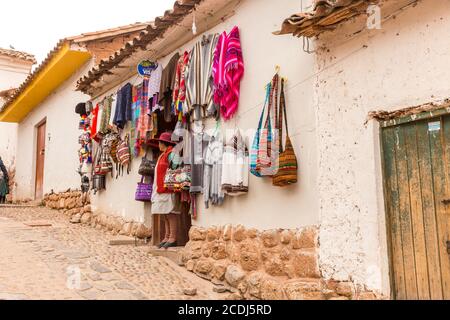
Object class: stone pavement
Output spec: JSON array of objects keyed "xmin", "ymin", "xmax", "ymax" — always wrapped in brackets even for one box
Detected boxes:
[{"xmin": 0, "ymin": 206, "xmax": 223, "ymax": 300}]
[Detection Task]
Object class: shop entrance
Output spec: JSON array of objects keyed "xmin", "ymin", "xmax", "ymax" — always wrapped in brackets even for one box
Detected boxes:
[
  {"xmin": 152, "ymin": 206, "xmax": 192, "ymax": 247},
  {"xmin": 35, "ymin": 120, "xmax": 46, "ymax": 200},
  {"xmin": 150, "ymin": 111, "xmax": 191, "ymax": 247},
  {"xmin": 381, "ymin": 114, "xmax": 450, "ymax": 300}
]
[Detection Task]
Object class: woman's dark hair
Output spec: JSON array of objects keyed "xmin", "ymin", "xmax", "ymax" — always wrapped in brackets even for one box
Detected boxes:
[{"xmin": 159, "ymin": 141, "xmax": 172, "ymax": 147}]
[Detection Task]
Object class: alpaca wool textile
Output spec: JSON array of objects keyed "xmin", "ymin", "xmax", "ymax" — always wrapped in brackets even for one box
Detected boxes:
[
  {"xmin": 186, "ymin": 34, "xmax": 219, "ymax": 121},
  {"xmin": 212, "ymin": 26, "xmax": 244, "ymax": 121},
  {"xmin": 172, "ymin": 51, "xmax": 191, "ymax": 115}
]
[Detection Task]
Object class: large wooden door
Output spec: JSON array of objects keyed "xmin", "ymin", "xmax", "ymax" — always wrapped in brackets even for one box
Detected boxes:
[
  {"xmin": 35, "ymin": 121, "xmax": 46, "ymax": 200},
  {"xmin": 382, "ymin": 116, "xmax": 450, "ymax": 300}
]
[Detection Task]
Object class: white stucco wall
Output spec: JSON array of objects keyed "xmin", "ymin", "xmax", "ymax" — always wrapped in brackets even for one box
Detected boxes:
[
  {"xmin": 314, "ymin": 0, "xmax": 449, "ymax": 296},
  {"xmin": 90, "ymin": 0, "xmax": 319, "ymax": 230},
  {"xmin": 14, "ymin": 63, "xmax": 93, "ymax": 200},
  {"xmin": 0, "ymin": 57, "xmax": 33, "ymax": 169}
]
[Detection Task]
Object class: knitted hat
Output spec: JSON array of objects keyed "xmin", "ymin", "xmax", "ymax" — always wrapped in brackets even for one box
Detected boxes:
[{"xmin": 75, "ymin": 103, "xmax": 87, "ymax": 116}]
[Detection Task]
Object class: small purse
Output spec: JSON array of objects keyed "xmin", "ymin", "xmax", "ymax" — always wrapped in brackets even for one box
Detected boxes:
[
  {"xmin": 135, "ymin": 176, "xmax": 153, "ymax": 202},
  {"xmin": 273, "ymin": 78, "xmax": 298, "ymax": 187},
  {"xmin": 94, "ymin": 153, "xmax": 113, "ymax": 176},
  {"xmin": 138, "ymin": 150, "xmax": 156, "ymax": 177},
  {"xmin": 92, "ymin": 175, "xmax": 106, "ymax": 193}
]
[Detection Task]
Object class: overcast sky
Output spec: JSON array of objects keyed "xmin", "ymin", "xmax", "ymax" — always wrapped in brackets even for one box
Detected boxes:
[{"xmin": 0, "ymin": 0, "xmax": 174, "ymax": 63}]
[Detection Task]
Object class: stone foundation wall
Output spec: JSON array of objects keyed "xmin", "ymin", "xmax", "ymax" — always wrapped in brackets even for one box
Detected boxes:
[
  {"xmin": 181, "ymin": 225, "xmax": 382, "ymax": 300},
  {"xmin": 43, "ymin": 190, "xmax": 151, "ymax": 239}
]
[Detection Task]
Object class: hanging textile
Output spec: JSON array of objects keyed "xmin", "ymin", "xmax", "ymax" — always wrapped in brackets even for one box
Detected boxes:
[
  {"xmin": 212, "ymin": 26, "xmax": 245, "ymax": 121},
  {"xmin": 98, "ymin": 96, "xmax": 113, "ymax": 135},
  {"xmin": 148, "ymin": 63, "xmax": 163, "ymax": 109},
  {"xmin": 136, "ymin": 78, "xmax": 152, "ymax": 155},
  {"xmin": 188, "ymin": 121, "xmax": 209, "ymax": 194},
  {"xmin": 203, "ymin": 129, "xmax": 224, "ymax": 208},
  {"xmin": 222, "ymin": 129, "xmax": 249, "ymax": 195},
  {"xmin": 90, "ymin": 103, "xmax": 100, "ymax": 142},
  {"xmin": 186, "ymin": 34, "xmax": 219, "ymax": 121},
  {"xmin": 131, "ymin": 84, "xmax": 141, "ymax": 157},
  {"xmin": 113, "ymin": 83, "xmax": 133, "ymax": 129},
  {"xmin": 109, "ymin": 94, "xmax": 117, "ymax": 127},
  {"xmin": 159, "ymin": 53, "xmax": 180, "ymax": 123},
  {"xmin": 172, "ymin": 51, "xmax": 191, "ymax": 116}
]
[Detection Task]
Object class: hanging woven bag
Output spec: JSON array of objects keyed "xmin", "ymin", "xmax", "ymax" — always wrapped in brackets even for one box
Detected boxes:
[
  {"xmin": 250, "ymin": 83, "xmax": 269, "ymax": 177},
  {"xmin": 273, "ymin": 78, "xmax": 298, "ymax": 187},
  {"xmin": 117, "ymin": 134, "xmax": 131, "ymax": 175},
  {"xmin": 117, "ymin": 134, "xmax": 131, "ymax": 166},
  {"xmin": 135, "ymin": 176, "xmax": 153, "ymax": 202},
  {"xmin": 250, "ymin": 74, "xmax": 279, "ymax": 177}
]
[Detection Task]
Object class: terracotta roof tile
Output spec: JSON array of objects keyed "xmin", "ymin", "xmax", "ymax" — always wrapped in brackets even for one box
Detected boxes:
[
  {"xmin": 76, "ymin": 0, "xmax": 202, "ymax": 94},
  {"xmin": 67, "ymin": 22, "xmax": 151, "ymax": 43},
  {"xmin": 0, "ymin": 48, "xmax": 36, "ymax": 64}
]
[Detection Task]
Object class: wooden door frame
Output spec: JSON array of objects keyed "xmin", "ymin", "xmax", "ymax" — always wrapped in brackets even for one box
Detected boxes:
[
  {"xmin": 379, "ymin": 106, "xmax": 450, "ymax": 300},
  {"xmin": 379, "ymin": 130, "xmax": 397, "ymax": 300},
  {"xmin": 34, "ymin": 118, "xmax": 47, "ymax": 200}
]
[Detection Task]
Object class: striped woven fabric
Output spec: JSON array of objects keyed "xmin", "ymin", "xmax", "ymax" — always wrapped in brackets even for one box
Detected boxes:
[
  {"xmin": 250, "ymin": 83, "xmax": 271, "ymax": 177},
  {"xmin": 273, "ymin": 136, "xmax": 298, "ymax": 186},
  {"xmin": 186, "ymin": 33, "xmax": 219, "ymax": 121},
  {"xmin": 273, "ymin": 78, "xmax": 298, "ymax": 187}
]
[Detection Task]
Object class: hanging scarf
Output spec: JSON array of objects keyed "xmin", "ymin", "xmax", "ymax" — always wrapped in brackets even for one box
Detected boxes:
[
  {"xmin": 212, "ymin": 26, "xmax": 244, "ymax": 121},
  {"xmin": 172, "ymin": 51, "xmax": 190, "ymax": 115},
  {"xmin": 131, "ymin": 85, "xmax": 140, "ymax": 157}
]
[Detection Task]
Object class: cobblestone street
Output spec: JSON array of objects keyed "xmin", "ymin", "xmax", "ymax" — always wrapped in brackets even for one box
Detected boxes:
[{"xmin": 0, "ymin": 206, "xmax": 221, "ymax": 300}]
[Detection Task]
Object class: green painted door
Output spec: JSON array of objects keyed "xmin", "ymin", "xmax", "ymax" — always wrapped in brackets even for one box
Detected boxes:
[{"xmin": 382, "ymin": 116, "xmax": 450, "ymax": 300}]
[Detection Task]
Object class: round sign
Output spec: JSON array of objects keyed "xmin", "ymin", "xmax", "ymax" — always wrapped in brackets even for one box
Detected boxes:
[{"xmin": 137, "ymin": 60, "xmax": 158, "ymax": 77}]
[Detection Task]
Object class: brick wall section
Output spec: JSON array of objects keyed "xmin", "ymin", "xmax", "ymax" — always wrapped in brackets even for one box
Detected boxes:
[
  {"xmin": 43, "ymin": 190, "xmax": 151, "ymax": 239},
  {"xmin": 181, "ymin": 225, "xmax": 382, "ymax": 300}
]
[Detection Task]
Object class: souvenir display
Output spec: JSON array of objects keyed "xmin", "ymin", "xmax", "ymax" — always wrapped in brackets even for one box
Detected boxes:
[{"xmin": 76, "ymin": 26, "xmax": 297, "ymax": 227}]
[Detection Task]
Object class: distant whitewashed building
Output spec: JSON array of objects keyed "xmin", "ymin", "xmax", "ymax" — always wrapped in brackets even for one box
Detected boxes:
[{"xmin": 0, "ymin": 48, "xmax": 36, "ymax": 189}]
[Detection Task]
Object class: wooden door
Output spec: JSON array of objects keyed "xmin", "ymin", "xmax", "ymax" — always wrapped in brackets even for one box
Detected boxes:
[
  {"xmin": 382, "ymin": 116, "xmax": 450, "ymax": 300},
  {"xmin": 152, "ymin": 203, "xmax": 192, "ymax": 247},
  {"xmin": 35, "ymin": 121, "xmax": 46, "ymax": 200}
]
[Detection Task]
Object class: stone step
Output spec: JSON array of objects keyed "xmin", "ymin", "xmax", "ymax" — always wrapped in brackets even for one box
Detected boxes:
[
  {"xmin": 108, "ymin": 235, "xmax": 149, "ymax": 246},
  {"xmin": 0, "ymin": 204, "xmax": 40, "ymax": 209},
  {"xmin": 148, "ymin": 246, "xmax": 184, "ymax": 266},
  {"xmin": 23, "ymin": 221, "xmax": 53, "ymax": 228}
]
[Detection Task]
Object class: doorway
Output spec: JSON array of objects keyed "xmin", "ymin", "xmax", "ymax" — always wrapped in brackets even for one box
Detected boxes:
[
  {"xmin": 381, "ymin": 115, "xmax": 450, "ymax": 299},
  {"xmin": 35, "ymin": 120, "xmax": 46, "ymax": 200},
  {"xmin": 148, "ymin": 112, "xmax": 191, "ymax": 247}
]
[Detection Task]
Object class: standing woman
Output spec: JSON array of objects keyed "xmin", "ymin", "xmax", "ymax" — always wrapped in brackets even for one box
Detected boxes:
[
  {"xmin": 151, "ymin": 132, "xmax": 180, "ymax": 249},
  {"xmin": 0, "ymin": 157, "xmax": 9, "ymax": 204}
]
